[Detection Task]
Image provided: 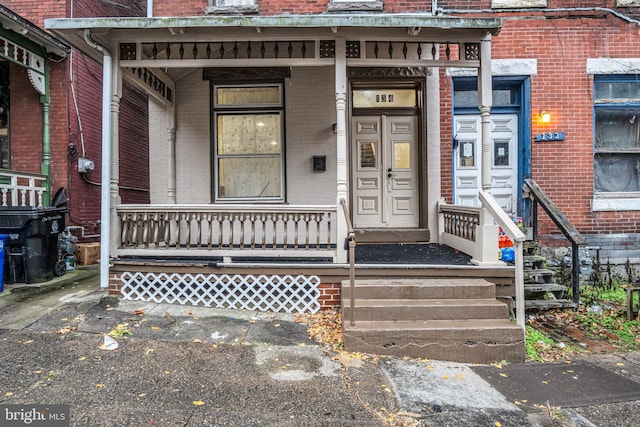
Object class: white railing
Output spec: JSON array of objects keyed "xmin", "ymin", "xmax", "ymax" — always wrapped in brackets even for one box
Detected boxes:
[
  {"xmin": 438, "ymin": 193, "xmax": 526, "ymax": 329},
  {"xmin": 0, "ymin": 169, "xmax": 47, "ymax": 207},
  {"xmin": 116, "ymin": 204, "xmax": 337, "ymax": 258}
]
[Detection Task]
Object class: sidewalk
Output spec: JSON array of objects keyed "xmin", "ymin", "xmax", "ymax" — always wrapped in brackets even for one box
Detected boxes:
[{"xmin": 0, "ymin": 274, "xmax": 639, "ymax": 426}]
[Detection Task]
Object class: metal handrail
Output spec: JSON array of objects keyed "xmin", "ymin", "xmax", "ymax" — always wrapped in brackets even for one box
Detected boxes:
[
  {"xmin": 524, "ymin": 179, "xmax": 586, "ymax": 307},
  {"xmin": 339, "ymin": 198, "xmax": 357, "ymax": 327}
]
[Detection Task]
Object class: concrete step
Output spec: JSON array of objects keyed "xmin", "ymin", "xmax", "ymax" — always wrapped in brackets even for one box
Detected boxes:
[
  {"xmin": 525, "ymin": 283, "xmax": 567, "ymax": 293},
  {"xmin": 525, "ymin": 299, "xmax": 577, "ymax": 309},
  {"xmin": 340, "ymin": 278, "xmax": 496, "ymax": 300},
  {"xmin": 342, "ymin": 298, "xmax": 509, "ymax": 322},
  {"xmin": 343, "ymin": 319, "xmax": 525, "ymax": 364}
]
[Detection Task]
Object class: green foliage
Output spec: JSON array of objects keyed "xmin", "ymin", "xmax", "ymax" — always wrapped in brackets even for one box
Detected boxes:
[
  {"xmin": 525, "ymin": 325, "xmax": 555, "ymax": 362},
  {"xmin": 574, "ymin": 308, "xmax": 640, "ymax": 349}
]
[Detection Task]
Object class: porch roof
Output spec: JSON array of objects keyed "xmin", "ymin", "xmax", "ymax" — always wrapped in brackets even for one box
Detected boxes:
[
  {"xmin": 45, "ymin": 13, "xmax": 501, "ymax": 63},
  {"xmin": 1, "ymin": 5, "xmax": 70, "ymax": 58}
]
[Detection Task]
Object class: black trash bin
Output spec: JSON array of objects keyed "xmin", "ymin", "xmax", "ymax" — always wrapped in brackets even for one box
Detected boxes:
[{"xmin": 0, "ymin": 206, "xmax": 68, "ymax": 284}]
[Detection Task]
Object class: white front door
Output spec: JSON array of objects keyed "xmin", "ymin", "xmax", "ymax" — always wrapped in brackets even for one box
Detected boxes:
[
  {"xmin": 453, "ymin": 114, "xmax": 518, "ymax": 214},
  {"xmin": 352, "ymin": 115, "xmax": 419, "ymax": 228}
]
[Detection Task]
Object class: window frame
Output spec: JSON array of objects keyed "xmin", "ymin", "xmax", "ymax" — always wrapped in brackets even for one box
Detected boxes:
[
  {"xmin": 205, "ymin": 0, "xmax": 258, "ymax": 15},
  {"xmin": 212, "ymin": 83, "xmax": 286, "ymax": 203},
  {"xmin": 593, "ymin": 74, "xmax": 640, "ymax": 210}
]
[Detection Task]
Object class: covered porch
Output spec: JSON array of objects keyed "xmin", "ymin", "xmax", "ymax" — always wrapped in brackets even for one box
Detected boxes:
[{"xmin": 45, "ymin": 14, "xmax": 528, "ymax": 362}]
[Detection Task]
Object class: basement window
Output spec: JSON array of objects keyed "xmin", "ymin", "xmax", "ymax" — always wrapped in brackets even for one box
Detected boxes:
[
  {"xmin": 491, "ymin": 0, "xmax": 547, "ymax": 7},
  {"xmin": 205, "ymin": 0, "xmax": 258, "ymax": 15},
  {"xmin": 328, "ymin": 0, "xmax": 383, "ymax": 12},
  {"xmin": 593, "ymin": 75, "xmax": 640, "ymax": 210}
]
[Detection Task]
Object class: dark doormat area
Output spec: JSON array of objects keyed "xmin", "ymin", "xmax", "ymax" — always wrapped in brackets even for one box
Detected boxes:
[
  {"xmin": 353, "ymin": 243, "xmax": 472, "ymax": 265},
  {"xmin": 472, "ymin": 361, "xmax": 640, "ymax": 409}
]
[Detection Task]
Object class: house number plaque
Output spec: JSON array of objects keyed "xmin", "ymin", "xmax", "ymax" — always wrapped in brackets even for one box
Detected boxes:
[{"xmin": 535, "ymin": 132, "xmax": 565, "ymax": 142}]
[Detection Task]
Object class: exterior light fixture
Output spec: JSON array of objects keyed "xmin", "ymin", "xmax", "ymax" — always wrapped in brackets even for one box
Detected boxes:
[{"xmin": 540, "ymin": 110, "xmax": 551, "ymax": 123}]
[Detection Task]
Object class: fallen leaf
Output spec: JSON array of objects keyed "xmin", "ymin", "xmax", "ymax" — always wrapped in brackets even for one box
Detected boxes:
[
  {"xmin": 78, "ymin": 357, "xmax": 87, "ymax": 361},
  {"xmin": 186, "ymin": 310, "xmax": 195, "ymax": 316},
  {"xmin": 541, "ymin": 380, "xmax": 549, "ymax": 384},
  {"xmin": 151, "ymin": 326, "xmax": 160, "ymax": 330},
  {"xmin": 192, "ymin": 401, "xmax": 204, "ymax": 406},
  {"xmin": 134, "ymin": 308, "xmax": 145, "ymax": 315},
  {"xmin": 55, "ymin": 327, "xmax": 71, "ymax": 335},
  {"xmin": 34, "ymin": 370, "xmax": 42, "ymax": 374},
  {"xmin": 617, "ymin": 362, "xmax": 625, "ymax": 366},
  {"xmin": 499, "ymin": 373, "xmax": 509, "ymax": 378},
  {"xmin": 4, "ymin": 392, "xmax": 14, "ymax": 397},
  {"xmin": 106, "ymin": 307, "xmax": 115, "ymax": 312},
  {"xmin": 96, "ymin": 384, "xmax": 105, "ymax": 388},
  {"xmin": 495, "ymin": 422, "xmax": 502, "ymax": 427},
  {"xmin": 193, "ymin": 339, "xmax": 203, "ymax": 344},
  {"xmin": 138, "ymin": 393, "xmax": 146, "ymax": 397}
]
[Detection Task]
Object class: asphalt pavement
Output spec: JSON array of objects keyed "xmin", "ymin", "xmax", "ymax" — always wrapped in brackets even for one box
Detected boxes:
[{"xmin": 0, "ymin": 266, "xmax": 639, "ymax": 426}]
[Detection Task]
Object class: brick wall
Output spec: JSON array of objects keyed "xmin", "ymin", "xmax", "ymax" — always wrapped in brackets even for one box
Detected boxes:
[{"xmin": 440, "ymin": 9, "xmax": 640, "ymax": 242}]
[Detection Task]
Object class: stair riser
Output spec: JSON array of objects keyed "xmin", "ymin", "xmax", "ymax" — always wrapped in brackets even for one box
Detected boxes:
[
  {"xmin": 341, "ymin": 285, "xmax": 495, "ymax": 300},
  {"xmin": 343, "ymin": 304, "xmax": 508, "ymax": 322},
  {"xmin": 343, "ymin": 330, "xmax": 525, "ymax": 363}
]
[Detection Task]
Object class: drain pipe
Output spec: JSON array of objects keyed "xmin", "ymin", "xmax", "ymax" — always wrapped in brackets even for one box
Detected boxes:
[{"xmin": 84, "ymin": 29, "xmax": 112, "ymax": 289}]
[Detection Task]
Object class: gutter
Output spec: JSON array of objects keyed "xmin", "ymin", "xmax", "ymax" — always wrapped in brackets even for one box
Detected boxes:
[
  {"xmin": 0, "ymin": 4, "xmax": 69, "ymax": 58},
  {"xmin": 438, "ymin": 7, "xmax": 640, "ymax": 26},
  {"xmin": 83, "ymin": 29, "xmax": 112, "ymax": 290}
]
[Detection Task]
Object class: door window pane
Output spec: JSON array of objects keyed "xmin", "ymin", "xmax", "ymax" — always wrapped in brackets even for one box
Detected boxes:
[
  {"xmin": 360, "ymin": 141, "xmax": 377, "ymax": 168},
  {"xmin": 393, "ymin": 142, "xmax": 411, "ymax": 169},
  {"xmin": 459, "ymin": 141, "xmax": 475, "ymax": 167},
  {"xmin": 494, "ymin": 141, "xmax": 510, "ymax": 166}
]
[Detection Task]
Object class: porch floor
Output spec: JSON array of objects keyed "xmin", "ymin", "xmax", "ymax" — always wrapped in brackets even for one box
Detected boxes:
[{"xmin": 353, "ymin": 243, "xmax": 472, "ymax": 266}]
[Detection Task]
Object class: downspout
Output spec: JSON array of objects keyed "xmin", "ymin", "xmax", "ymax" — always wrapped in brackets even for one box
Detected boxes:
[
  {"xmin": 40, "ymin": 59, "xmax": 51, "ymax": 206},
  {"xmin": 147, "ymin": 0, "xmax": 153, "ymax": 17},
  {"xmin": 84, "ymin": 29, "xmax": 112, "ymax": 289}
]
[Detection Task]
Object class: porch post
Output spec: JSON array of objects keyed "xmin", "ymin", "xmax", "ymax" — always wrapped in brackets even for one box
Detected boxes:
[
  {"xmin": 478, "ymin": 32, "xmax": 493, "ymax": 192},
  {"xmin": 110, "ymin": 53, "xmax": 122, "ymax": 259},
  {"xmin": 40, "ymin": 60, "xmax": 51, "ymax": 206},
  {"xmin": 84, "ymin": 29, "xmax": 112, "ymax": 289},
  {"xmin": 167, "ymin": 106, "xmax": 176, "ymax": 203},
  {"xmin": 335, "ymin": 36, "xmax": 348, "ymax": 263}
]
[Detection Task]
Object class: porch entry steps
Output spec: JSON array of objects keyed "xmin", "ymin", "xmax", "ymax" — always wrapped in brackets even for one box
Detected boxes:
[{"xmin": 341, "ymin": 278, "xmax": 525, "ymax": 364}]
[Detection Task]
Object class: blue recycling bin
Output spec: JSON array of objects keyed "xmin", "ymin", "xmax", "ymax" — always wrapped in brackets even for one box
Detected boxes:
[{"xmin": 0, "ymin": 233, "xmax": 7, "ymax": 292}]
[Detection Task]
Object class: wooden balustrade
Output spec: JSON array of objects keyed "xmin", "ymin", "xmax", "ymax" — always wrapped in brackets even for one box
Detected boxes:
[
  {"xmin": 0, "ymin": 169, "xmax": 47, "ymax": 207},
  {"xmin": 117, "ymin": 204, "xmax": 337, "ymax": 258}
]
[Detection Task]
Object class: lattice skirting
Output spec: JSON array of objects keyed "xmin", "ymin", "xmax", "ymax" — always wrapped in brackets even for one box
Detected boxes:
[{"xmin": 120, "ymin": 272, "xmax": 321, "ymax": 313}]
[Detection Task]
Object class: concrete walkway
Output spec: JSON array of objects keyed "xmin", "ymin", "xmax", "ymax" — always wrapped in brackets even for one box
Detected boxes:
[{"xmin": 0, "ymin": 269, "xmax": 638, "ymax": 426}]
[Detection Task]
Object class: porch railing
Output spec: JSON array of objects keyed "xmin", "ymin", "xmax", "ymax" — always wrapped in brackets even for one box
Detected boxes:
[
  {"xmin": 116, "ymin": 204, "xmax": 337, "ymax": 259},
  {"xmin": 438, "ymin": 194, "xmax": 526, "ymax": 329},
  {"xmin": 0, "ymin": 169, "xmax": 47, "ymax": 207}
]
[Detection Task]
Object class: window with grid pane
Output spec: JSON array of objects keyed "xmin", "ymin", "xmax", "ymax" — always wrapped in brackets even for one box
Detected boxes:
[
  {"xmin": 594, "ymin": 76, "xmax": 640, "ymax": 194},
  {"xmin": 213, "ymin": 85, "xmax": 284, "ymax": 202}
]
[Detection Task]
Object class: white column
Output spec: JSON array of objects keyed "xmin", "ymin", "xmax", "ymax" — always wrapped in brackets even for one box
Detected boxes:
[
  {"xmin": 335, "ymin": 37, "xmax": 348, "ymax": 263},
  {"xmin": 478, "ymin": 33, "xmax": 493, "ymax": 192},
  {"xmin": 110, "ymin": 55, "xmax": 121, "ymax": 260},
  {"xmin": 426, "ymin": 69, "xmax": 441, "ymax": 242},
  {"xmin": 99, "ymin": 54, "xmax": 112, "ymax": 288},
  {"xmin": 167, "ymin": 106, "xmax": 176, "ymax": 203}
]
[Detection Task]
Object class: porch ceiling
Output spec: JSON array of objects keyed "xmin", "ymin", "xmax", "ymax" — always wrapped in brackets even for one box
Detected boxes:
[{"xmin": 45, "ymin": 14, "xmax": 501, "ymax": 64}]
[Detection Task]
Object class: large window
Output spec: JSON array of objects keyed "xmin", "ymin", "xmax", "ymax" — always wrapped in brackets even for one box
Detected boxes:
[
  {"xmin": 213, "ymin": 85, "xmax": 284, "ymax": 202},
  {"xmin": 594, "ymin": 76, "xmax": 640, "ymax": 197}
]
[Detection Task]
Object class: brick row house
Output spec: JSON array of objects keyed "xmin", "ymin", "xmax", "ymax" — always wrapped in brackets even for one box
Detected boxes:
[
  {"xmin": 42, "ymin": 0, "xmax": 640, "ymax": 363},
  {"xmin": 0, "ymin": 0, "xmax": 149, "ymax": 282}
]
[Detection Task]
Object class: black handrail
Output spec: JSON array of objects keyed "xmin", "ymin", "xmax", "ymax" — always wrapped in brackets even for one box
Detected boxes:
[{"xmin": 524, "ymin": 179, "xmax": 586, "ymax": 306}]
